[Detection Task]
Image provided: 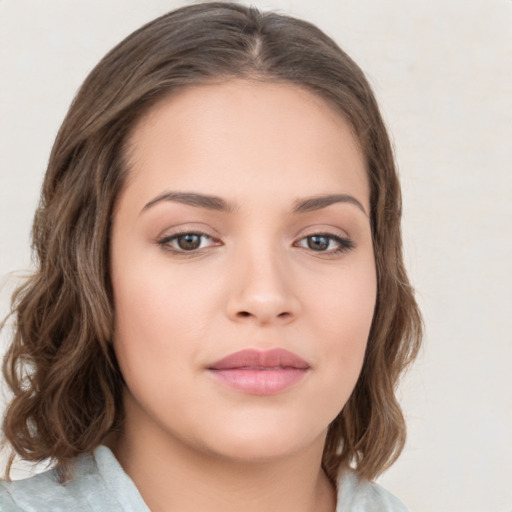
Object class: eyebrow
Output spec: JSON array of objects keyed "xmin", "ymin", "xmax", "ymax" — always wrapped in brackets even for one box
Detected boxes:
[
  {"xmin": 141, "ymin": 191, "xmax": 367, "ymax": 216},
  {"xmin": 141, "ymin": 192, "xmax": 233, "ymax": 213},
  {"xmin": 292, "ymin": 194, "xmax": 368, "ymax": 216}
]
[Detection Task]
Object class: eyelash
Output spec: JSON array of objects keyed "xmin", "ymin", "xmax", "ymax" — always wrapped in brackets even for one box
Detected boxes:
[{"xmin": 156, "ymin": 231, "xmax": 355, "ymax": 255}]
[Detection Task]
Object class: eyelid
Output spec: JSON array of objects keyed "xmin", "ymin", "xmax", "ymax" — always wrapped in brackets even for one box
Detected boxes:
[{"xmin": 154, "ymin": 221, "xmax": 222, "ymax": 242}]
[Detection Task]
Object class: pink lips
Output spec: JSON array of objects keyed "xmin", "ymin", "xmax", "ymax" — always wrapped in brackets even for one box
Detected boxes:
[{"xmin": 207, "ymin": 348, "xmax": 310, "ymax": 395}]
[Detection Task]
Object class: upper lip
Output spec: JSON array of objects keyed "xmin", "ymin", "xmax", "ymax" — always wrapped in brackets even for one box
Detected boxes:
[{"xmin": 208, "ymin": 348, "xmax": 310, "ymax": 370}]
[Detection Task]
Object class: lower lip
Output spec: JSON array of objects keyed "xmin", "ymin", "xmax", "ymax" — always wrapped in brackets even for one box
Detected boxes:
[{"xmin": 208, "ymin": 368, "xmax": 308, "ymax": 395}]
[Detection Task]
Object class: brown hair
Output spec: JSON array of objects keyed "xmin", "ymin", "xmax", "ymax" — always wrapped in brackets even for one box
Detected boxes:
[{"xmin": 2, "ymin": 2, "xmax": 422, "ymax": 482}]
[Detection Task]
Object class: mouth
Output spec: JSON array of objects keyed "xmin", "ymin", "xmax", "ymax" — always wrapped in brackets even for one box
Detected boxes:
[{"xmin": 207, "ymin": 348, "xmax": 310, "ymax": 395}]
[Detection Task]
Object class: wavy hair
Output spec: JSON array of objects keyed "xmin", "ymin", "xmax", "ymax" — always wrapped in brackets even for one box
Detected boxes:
[{"xmin": 2, "ymin": 2, "xmax": 422, "ymax": 482}]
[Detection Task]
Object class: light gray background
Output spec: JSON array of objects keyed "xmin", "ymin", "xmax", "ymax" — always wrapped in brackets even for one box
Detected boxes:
[{"xmin": 1, "ymin": 1, "xmax": 511, "ymax": 511}]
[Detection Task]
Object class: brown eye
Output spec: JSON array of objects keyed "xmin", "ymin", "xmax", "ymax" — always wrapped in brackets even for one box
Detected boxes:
[
  {"xmin": 307, "ymin": 235, "xmax": 330, "ymax": 251},
  {"xmin": 295, "ymin": 233, "xmax": 355, "ymax": 254},
  {"xmin": 176, "ymin": 233, "xmax": 202, "ymax": 250}
]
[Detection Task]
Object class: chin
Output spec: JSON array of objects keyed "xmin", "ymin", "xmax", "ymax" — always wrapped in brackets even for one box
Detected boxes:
[{"xmin": 192, "ymin": 417, "xmax": 328, "ymax": 463}]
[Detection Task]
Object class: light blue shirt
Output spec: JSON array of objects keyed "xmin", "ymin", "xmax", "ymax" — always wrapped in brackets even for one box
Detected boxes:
[{"xmin": 0, "ymin": 446, "xmax": 408, "ymax": 511}]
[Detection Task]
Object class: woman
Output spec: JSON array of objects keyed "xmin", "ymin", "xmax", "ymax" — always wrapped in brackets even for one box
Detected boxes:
[{"xmin": 0, "ymin": 3, "xmax": 422, "ymax": 511}]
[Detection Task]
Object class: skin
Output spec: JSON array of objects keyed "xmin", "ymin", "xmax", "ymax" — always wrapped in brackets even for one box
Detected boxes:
[{"xmin": 110, "ymin": 80, "xmax": 377, "ymax": 512}]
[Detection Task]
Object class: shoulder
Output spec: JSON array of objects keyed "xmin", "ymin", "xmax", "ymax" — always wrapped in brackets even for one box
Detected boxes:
[
  {"xmin": 336, "ymin": 469, "xmax": 409, "ymax": 512},
  {"xmin": 0, "ymin": 447, "xmax": 142, "ymax": 512},
  {"xmin": 0, "ymin": 462, "xmax": 89, "ymax": 512}
]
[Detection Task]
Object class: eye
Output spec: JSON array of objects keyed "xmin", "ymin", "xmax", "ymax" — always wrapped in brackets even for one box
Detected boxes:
[
  {"xmin": 158, "ymin": 232, "xmax": 218, "ymax": 252},
  {"xmin": 295, "ymin": 233, "xmax": 355, "ymax": 254}
]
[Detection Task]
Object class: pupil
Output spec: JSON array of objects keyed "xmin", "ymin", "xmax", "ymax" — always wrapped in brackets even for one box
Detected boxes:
[
  {"xmin": 308, "ymin": 235, "xmax": 329, "ymax": 251},
  {"xmin": 178, "ymin": 234, "xmax": 201, "ymax": 250}
]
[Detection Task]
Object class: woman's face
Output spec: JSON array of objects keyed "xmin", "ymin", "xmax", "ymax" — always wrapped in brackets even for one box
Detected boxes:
[{"xmin": 110, "ymin": 80, "xmax": 376, "ymax": 462}]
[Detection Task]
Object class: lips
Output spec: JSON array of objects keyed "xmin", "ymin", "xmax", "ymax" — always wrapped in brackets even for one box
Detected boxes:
[{"xmin": 207, "ymin": 349, "xmax": 310, "ymax": 395}]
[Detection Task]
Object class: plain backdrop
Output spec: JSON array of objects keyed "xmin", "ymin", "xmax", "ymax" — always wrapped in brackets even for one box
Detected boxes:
[{"xmin": 1, "ymin": 1, "xmax": 511, "ymax": 511}]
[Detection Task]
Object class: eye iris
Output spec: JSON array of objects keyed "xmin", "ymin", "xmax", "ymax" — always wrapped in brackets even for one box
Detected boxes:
[
  {"xmin": 307, "ymin": 235, "xmax": 330, "ymax": 251},
  {"xmin": 177, "ymin": 234, "xmax": 201, "ymax": 250}
]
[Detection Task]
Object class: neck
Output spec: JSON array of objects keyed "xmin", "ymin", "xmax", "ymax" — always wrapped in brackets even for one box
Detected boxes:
[{"xmin": 110, "ymin": 420, "xmax": 336, "ymax": 512}]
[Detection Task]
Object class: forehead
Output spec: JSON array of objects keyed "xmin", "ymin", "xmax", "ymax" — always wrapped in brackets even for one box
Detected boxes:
[{"xmin": 122, "ymin": 79, "xmax": 369, "ymax": 212}]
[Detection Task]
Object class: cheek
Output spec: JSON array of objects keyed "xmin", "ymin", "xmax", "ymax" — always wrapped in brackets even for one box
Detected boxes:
[
  {"xmin": 282, "ymin": 263, "xmax": 376, "ymax": 439},
  {"xmin": 309, "ymin": 253, "xmax": 376, "ymax": 330},
  {"xmin": 110, "ymin": 253, "xmax": 213, "ymax": 392},
  {"xmin": 111, "ymin": 274, "xmax": 209, "ymax": 433},
  {"xmin": 112, "ymin": 235, "xmax": 219, "ymax": 333},
  {"xmin": 307, "ymin": 259, "xmax": 377, "ymax": 386}
]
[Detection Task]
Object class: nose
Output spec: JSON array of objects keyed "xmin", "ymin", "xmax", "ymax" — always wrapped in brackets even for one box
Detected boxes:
[{"xmin": 225, "ymin": 247, "xmax": 300, "ymax": 325}]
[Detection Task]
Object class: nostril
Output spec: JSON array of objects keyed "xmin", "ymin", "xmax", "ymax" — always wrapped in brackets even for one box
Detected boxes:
[{"xmin": 233, "ymin": 310, "xmax": 294, "ymax": 321}]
